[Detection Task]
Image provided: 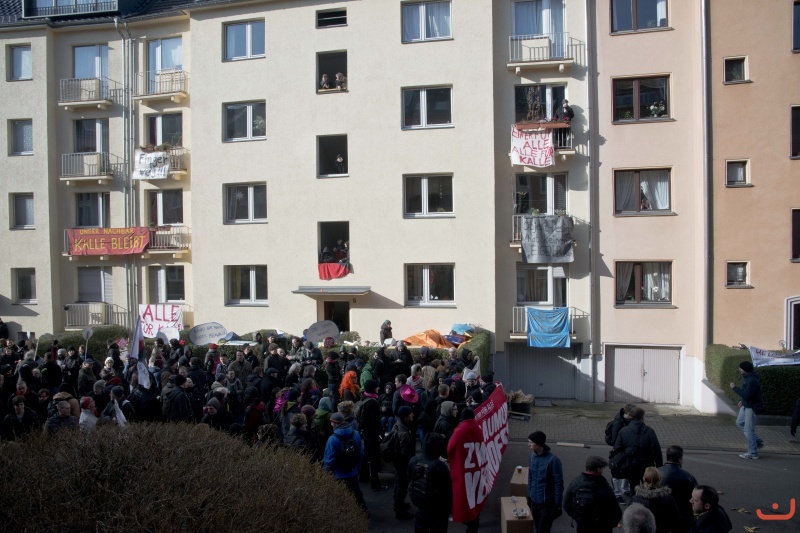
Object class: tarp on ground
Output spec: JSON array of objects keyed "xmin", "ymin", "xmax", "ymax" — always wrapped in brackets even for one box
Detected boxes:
[{"xmin": 403, "ymin": 330, "xmax": 456, "ymax": 349}]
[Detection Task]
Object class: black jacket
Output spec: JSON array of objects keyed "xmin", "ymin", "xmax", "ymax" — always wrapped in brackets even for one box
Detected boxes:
[
  {"xmin": 659, "ymin": 462, "xmax": 697, "ymax": 529},
  {"xmin": 563, "ymin": 472, "xmax": 622, "ymax": 533},
  {"xmin": 631, "ymin": 485, "xmax": 684, "ymax": 533},
  {"xmin": 614, "ymin": 419, "xmax": 663, "ymax": 472},
  {"xmin": 691, "ymin": 507, "xmax": 732, "ymax": 533},
  {"xmin": 391, "ymin": 418, "xmax": 416, "ymax": 463},
  {"xmin": 167, "ymin": 387, "xmax": 194, "ymax": 423},
  {"xmin": 609, "ymin": 408, "xmax": 628, "ymax": 446},
  {"xmin": 129, "ymin": 386, "xmax": 161, "ymax": 422},
  {"xmin": 791, "ymin": 397, "xmax": 800, "ymax": 436},
  {"xmin": 359, "ymin": 396, "xmax": 382, "ymax": 437},
  {"xmin": 1, "ymin": 407, "xmax": 40, "ymax": 441},
  {"xmin": 731, "ymin": 371, "xmax": 765, "ymax": 413}
]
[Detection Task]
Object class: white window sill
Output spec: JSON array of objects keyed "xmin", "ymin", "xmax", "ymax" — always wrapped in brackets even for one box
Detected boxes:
[
  {"xmin": 405, "ymin": 302, "xmax": 456, "ymax": 308},
  {"xmin": 402, "ymin": 37, "xmax": 454, "ymax": 44},
  {"xmin": 615, "ymin": 303, "xmax": 676, "ymax": 309},
  {"xmin": 318, "ymin": 173, "xmax": 349, "ymax": 179},
  {"xmin": 13, "ymin": 301, "xmax": 37, "ymax": 305},
  {"xmin": 10, "ymin": 152, "xmax": 34, "ymax": 156},
  {"xmin": 614, "ymin": 211, "xmax": 676, "ymax": 217},
  {"xmin": 9, "ymin": 77, "xmax": 33, "ymax": 82},
  {"xmin": 11, "ymin": 226, "xmax": 35, "ymax": 230},
  {"xmin": 725, "ymin": 284, "xmax": 753, "ymax": 289},
  {"xmin": 612, "ymin": 117, "xmax": 674, "ymax": 125},
  {"xmin": 517, "ymin": 302, "xmax": 554, "ymax": 307},
  {"xmin": 725, "ymin": 183, "xmax": 754, "ymax": 188},
  {"xmin": 223, "ymin": 56, "xmax": 265, "ymax": 63},
  {"xmin": 226, "ymin": 302, "xmax": 269, "ymax": 307},
  {"xmin": 404, "ymin": 213, "xmax": 455, "ymax": 219},
  {"xmin": 224, "ymin": 137, "xmax": 266, "ymax": 143},
  {"xmin": 723, "ymin": 80, "xmax": 752, "ymax": 85},
  {"xmin": 224, "ymin": 220, "xmax": 268, "ymax": 225},
  {"xmin": 611, "ymin": 26, "xmax": 673, "ymax": 36},
  {"xmin": 402, "ymin": 124, "xmax": 455, "ymax": 131}
]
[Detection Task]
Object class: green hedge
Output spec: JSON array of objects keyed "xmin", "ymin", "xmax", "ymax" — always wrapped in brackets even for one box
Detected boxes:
[{"xmin": 705, "ymin": 344, "xmax": 800, "ymax": 416}]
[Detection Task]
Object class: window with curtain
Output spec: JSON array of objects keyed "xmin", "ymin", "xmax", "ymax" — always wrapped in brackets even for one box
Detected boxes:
[
  {"xmin": 404, "ymin": 175, "xmax": 453, "ymax": 216},
  {"xmin": 14, "ymin": 268, "xmax": 36, "ymax": 303},
  {"xmin": 405, "ymin": 264, "xmax": 455, "ymax": 305},
  {"xmin": 77, "ymin": 267, "xmax": 110, "ymax": 302},
  {"xmin": 225, "ymin": 101, "xmax": 266, "ymax": 141},
  {"xmin": 148, "ymin": 37, "xmax": 182, "ymax": 71},
  {"xmin": 147, "ymin": 113, "xmax": 183, "ymax": 146},
  {"xmin": 226, "ymin": 265, "xmax": 267, "ymax": 305},
  {"xmin": 615, "ymin": 169, "xmax": 670, "ymax": 213},
  {"xmin": 74, "ymin": 119, "xmax": 108, "ymax": 153},
  {"xmin": 516, "ymin": 265, "xmax": 550, "ymax": 304},
  {"xmin": 149, "ymin": 190, "xmax": 183, "ymax": 226},
  {"xmin": 73, "ymin": 44, "xmax": 107, "ymax": 79},
  {"xmin": 10, "ymin": 120, "xmax": 33, "ymax": 155},
  {"xmin": 515, "ymin": 173, "xmax": 567, "ymax": 214},
  {"xmin": 225, "ymin": 183, "xmax": 267, "ymax": 223},
  {"xmin": 725, "ymin": 161, "xmax": 747, "ymax": 186},
  {"xmin": 612, "ymin": 0, "xmax": 668, "ymax": 32},
  {"xmin": 613, "ymin": 76, "xmax": 669, "ymax": 121},
  {"xmin": 513, "ymin": 0, "xmax": 564, "ymax": 36},
  {"xmin": 616, "ymin": 261, "xmax": 671, "ymax": 304},
  {"xmin": 402, "ymin": 2, "xmax": 451, "ymax": 42},
  {"xmin": 12, "ymin": 194, "xmax": 34, "ymax": 229},
  {"xmin": 225, "ymin": 20, "xmax": 265, "ymax": 60},
  {"xmin": 10, "ymin": 46, "xmax": 32, "ymax": 80}
]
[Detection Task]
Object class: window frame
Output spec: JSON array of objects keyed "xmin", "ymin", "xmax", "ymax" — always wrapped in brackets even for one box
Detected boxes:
[
  {"xmin": 225, "ymin": 265, "xmax": 268, "ymax": 306},
  {"xmin": 147, "ymin": 112, "xmax": 183, "ymax": 147},
  {"xmin": 224, "ymin": 20, "xmax": 266, "ymax": 61},
  {"xmin": 224, "ymin": 101, "xmax": 266, "ymax": 142},
  {"xmin": 11, "ymin": 193, "xmax": 34, "ymax": 230},
  {"xmin": 13, "ymin": 268, "xmax": 36, "ymax": 304},
  {"xmin": 515, "ymin": 173, "xmax": 568, "ymax": 215},
  {"xmin": 75, "ymin": 192, "xmax": 110, "ymax": 228},
  {"xmin": 516, "ymin": 264, "xmax": 554, "ymax": 306},
  {"xmin": 612, "ymin": 76, "xmax": 670, "ymax": 123},
  {"xmin": 148, "ymin": 265, "xmax": 186, "ymax": 303},
  {"xmin": 9, "ymin": 119, "xmax": 33, "ymax": 155},
  {"xmin": 404, "ymin": 263, "xmax": 456, "ymax": 307},
  {"xmin": 792, "ymin": 209, "xmax": 800, "ymax": 261},
  {"xmin": 615, "ymin": 261, "xmax": 672, "ymax": 306},
  {"xmin": 725, "ymin": 160, "xmax": 750, "ymax": 187},
  {"xmin": 148, "ymin": 189, "xmax": 184, "ymax": 226},
  {"xmin": 723, "ymin": 56, "xmax": 748, "ymax": 84},
  {"xmin": 224, "ymin": 183, "xmax": 267, "ymax": 224},
  {"xmin": 403, "ymin": 174, "xmax": 454, "ymax": 218},
  {"xmin": 610, "ymin": 0, "xmax": 669, "ymax": 33},
  {"xmin": 317, "ymin": 9, "xmax": 347, "ymax": 28},
  {"xmin": 726, "ymin": 261, "xmax": 751, "ymax": 288},
  {"xmin": 317, "ymin": 135, "xmax": 349, "ymax": 177},
  {"xmin": 402, "ymin": 86, "xmax": 453, "ymax": 129},
  {"xmin": 401, "ymin": 1, "xmax": 453, "ymax": 43},
  {"xmin": 792, "ymin": 106, "xmax": 800, "ymax": 159},
  {"xmin": 9, "ymin": 45, "xmax": 32, "ymax": 81},
  {"xmin": 794, "ymin": 1, "xmax": 800, "ymax": 52},
  {"xmin": 613, "ymin": 168, "xmax": 672, "ymax": 214}
]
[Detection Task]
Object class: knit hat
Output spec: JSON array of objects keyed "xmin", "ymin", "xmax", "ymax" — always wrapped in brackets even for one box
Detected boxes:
[
  {"xmin": 330, "ymin": 412, "xmax": 345, "ymax": 425},
  {"xmin": 465, "ymin": 371, "xmax": 478, "ymax": 380},
  {"xmin": 266, "ymin": 367, "xmax": 279, "ymax": 375},
  {"xmin": 301, "ymin": 405, "xmax": 316, "ymax": 417},
  {"xmin": 206, "ymin": 398, "xmax": 221, "ymax": 410},
  {"xmin": 528, "ymin": 430, "xmax": 547, "ymax": 446},
  {"xmin": 287, "ymin": 389, "xmax": 301, "ymax": 402},
  {"xmin": 399, "ymin": 385, "xmax": 418, "ymax": 404},
  {"xmin": 208, "ymin": 344, "xmax": 218, "ymax": 350},
  {"xmin": 174, "ymin": 375, "xmax": 187, "ymax": 387},
  {"xmin": 364, "ymin": 379, "xmax": 378, "ymax": 392},
  {"xmin": 211, "ymin": 381, "xmax": 223, "ymax": 391},
  {"xmin": 398, "ymin": 406, "xmax": 413, "ymax": 420},
  {"xmin": 739, "ymin": 360, "xmax": 754, "ymax": 373},
  {"xmin": 419, "ymin": 346, "xmax": 429, "ymax": 355},
  {"xmin": 81, "ymin": 397, "xmax": 93, "ymax": 410},
  {"xmin": 327, "ymin": 351, "xmax": 339, "ymax": 360},
  {"xmin": 111, "ymin": 386, "xmax": 125, "ymax": 398}
]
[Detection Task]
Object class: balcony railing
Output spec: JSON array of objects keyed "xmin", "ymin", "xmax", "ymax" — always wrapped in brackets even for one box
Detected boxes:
[
  {"xmin": 511, "ymin": 306, "xmax": 588, "ymax": 336},
  {"xmin": 62, "ymin": 152, "xmax": 121, "ymax": 178},
  {"xmin": 133, "ymin": 69, "xmax": 189, "ymax": 98},
  {"xmin": 167, "ymin": 147, "xmax": 189, "ymax": 172},
  {"xmin": 509, "ymin": 32, "xmax": 581, "ymax": 63},
  {"xmin": 65, "ymin": 302, "xmax": 126, "ymax": 329},
  {"xmin": 28, "ymin": 1, "xmax": 118, "ymax": 18},
  {"xmin": 149, "ymin": 226, "xmax": 191, "ymax": 251},
  {"xmin": 59, "ymin": 77, "xmax": 122, "ymax": 104}
]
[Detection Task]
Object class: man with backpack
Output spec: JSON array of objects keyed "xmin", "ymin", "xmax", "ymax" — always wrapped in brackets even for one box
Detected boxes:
[
  {"xmin": 324, "ymin": 412, "xmax": 368, "ymax": 515},
  {"xmin": 408, "ymin": 432, "xmax": 452, "ymax": 532},
  {"xmin": 382, "ymin": 405, "xmax": 417, "ymax": 520},
  {"xmin": 606, "ymin": 403, "xmax": 635, "ymax": 502},
  {"xmin": 564, "ymin": 455, "xmax": 622, "ymax": 533},
  {"xmin": 612, "ymin": 407, "xmax": 663, "ymax": 491}
]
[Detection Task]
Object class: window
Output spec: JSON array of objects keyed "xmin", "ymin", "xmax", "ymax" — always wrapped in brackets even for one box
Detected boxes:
[
  {"xmin": 614, "ymin": 169, "xmax": 671, "ymax": 213},
  {"xmin": 319, "ymin": 222, "xmax": 349, "ymax": 263},
  {"xmin": 147, "ymin": 113, "xmax": 183, "ymax": 147},
  {"xmin": 793, "ymin": 107, "xmax": 800, "ymax": 158},
  {"xmin": 149, "ymin": 190, "xmax": 183, "ymax": 226},
  {"xmin": 317, "ymin": 9, "xmax": 347, "ymax": 28},
  {"xmin": 402, "ymin": 2, "xmax": 452, "ymax": 42},
  {"xmin": 74, "ymin": 119, "xmax": 108, "ymax": 153},
  {"xmin": 513, "ymin": 0, "xmax": 564, "ymax": 36},
  {"xmin": 615, "ymin": 261, "xmax": 672, "ymax": 305},
  {"xmin": 725, "ymin": 161, "xmax": 748, "ymax": 186},
  {"xmin": 318, "ymin": 135, "xmax": 348, "ymax": 177},
  {"xmin": 73, "ymin": 44, "xmax": 108, "ymax": 79},
  {"xmin": 225, "ymin": 20, "xmax": 265, "ymax": 60},
  {"xmin": 148, "ymin": 37, "xmax": 182, "ymax": 72},
  {"xmin": 75, "ymin": 192, "xmax": 110, "ymax": 228},
  {"xmin": 794, "ymin": 1, "xmax": 800, "ymax": 51},
  {"xmin": 11, "ymin": 193, "xmax": 34, "ymax": 229},
  {"xmin": 148, "ymin": 265, "xmax": 185, "ymax": 302},
  {"xmin": 405, "ymin": 264, "xmax": 455, "ymax": 305},
  {"xmin": 317, "ymin": 51, "xmax": 347, "ymax": 92},
  {"xmin": 403, "ymin": 87, "xmax": 452, "ymax": 128},
  {"xmin": 77, "ymin": 267, "xmax": 112, "ymax": 303},
  {"xmin": 724, "ymin": 57, "xmax": 747, "ymax": 83},
  {"xmin": 405, "ymin": 175, "xmax": 453, "ymax": 217},
  {"xmin": 226, "ymin": 265, "xmax": 267, "ymax": 305},
  {"xmin": 225, "ymin": 101, "xmax": 266, "ymax": 141},
  {"xmin": 611, "ymin": 0, "xmax": 668, "ymax": 32},
  {"xmin": 792, "ymin": 209, "xmax": 800, "ymax": 260},
  {"xmin": 514, "ymin": 84, "xmax": 567, "ymax": 122},
  {"xmin": 225, "ymin": 183, "xmax": 267, "ymax": 223},
  {"xmin": 726, "ymin": 262, "xmax": 749, "ymax": 287},
  {"xmin": 613, "ymin": 77, "xmax": 669, "ymax": 122},
  {"xmin": 10, "ymin": 120, "xmax": 33, "ymax": 155},
  {"xmin": 516, "ymin": 264, "xmax": 568, "ymax": 306},
  {"xmin": 9, "ymin": 45, "xmax": 32, "ymax": 80},
  {"xmin": 515, "ymin": 173, "xmax": 567, "ymax": 215},
  {"xmin": 13, "ymin": 268, "xmax": 36, "ymax": 304}
]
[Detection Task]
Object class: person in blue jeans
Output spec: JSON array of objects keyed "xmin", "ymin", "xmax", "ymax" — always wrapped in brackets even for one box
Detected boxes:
[
  {"xmin": 527, "ymin": 430, "xmax": 564, "ymax": 533},
  {"xmin": 729, "ymin": 360, "xmax": 765, "ymax": 459}
]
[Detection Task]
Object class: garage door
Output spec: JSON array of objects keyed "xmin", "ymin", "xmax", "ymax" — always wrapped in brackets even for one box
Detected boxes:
[
  {"xmin": 606, "ymin": 346, "xmax": 680, "ymax": 404},
  {"xmin": 504, "ymin": 342, "xmax": 578, "ymax": 399}
]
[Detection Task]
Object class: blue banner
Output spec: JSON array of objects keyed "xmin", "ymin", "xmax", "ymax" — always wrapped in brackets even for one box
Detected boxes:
[{"xmin": 527, "ymin": 307, "xmax": 570, "ymax": 348}]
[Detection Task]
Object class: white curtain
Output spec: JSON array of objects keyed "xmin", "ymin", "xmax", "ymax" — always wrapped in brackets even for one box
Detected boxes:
[
  {"xmin": 162, "ymin": 38, "xmax": 182, "ymax": 70},
  {"xmin": 616, "ymin": 263, "xmax": 634, "ymax": 301},
  {"xmin": 14, "ymin": 195, "xmax": 33, "ymax": 227},
  {"xmin": 12, "ymin": 121, "xmax": 33, "ymax": 153},
  {"xmin": 642, "ymin": 262, "xmax": 670, "ymax": 301},
  {"xmin": 615, "ymin": 171, "xmax": 637, "ymax": 211},
  {"xmin": 656, "ymin": 0, "xmax": 667, "ymax": 26},
  {"xmin": 425, "ymin": 2, "xmax": 451, "ymax": 38},
  {"xmin": 727, "ymin": 163, "xmax": 745, "ymax": 184},
  {"xmin": 640, "ymin": 169, "xmax": 670, "ymax": 210},
  {"xmin": 514, "ymin": 1, "xmax": 542, "ymax": 35},
  {"xmin": 402, "ymin": 4, "xmax": 421, "ymax": 41},
  {"xmin": 12, "ymin": 47, "xmax": 31, "ymax": 79}
]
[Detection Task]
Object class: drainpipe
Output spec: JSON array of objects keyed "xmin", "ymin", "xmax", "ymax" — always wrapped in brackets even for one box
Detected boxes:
[
  {"xmin": 585, "ymin": 0, "xmax": 599, "ymax": 402},
  {"xmin": 125, "ymin": 21, "xmax": 139, "ymax": 329},
  {"xmin": 701, "ymin": 0, "xmax": 713, "ymax": 357},
  {"xmin": 114, "ymin": 17, "xmax": 132, "ymax": 330}
]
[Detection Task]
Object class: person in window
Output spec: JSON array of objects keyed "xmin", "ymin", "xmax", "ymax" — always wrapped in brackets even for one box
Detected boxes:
[
  {"xmin": 319, "ymin": 247, "xmax": 334, "ymax": 263},
  {"xmin": 554, "ymin": 99, "xmax": 574, "ymax": 122},
  {"xmin": 335, "ymin": 72, "xmax": 347, "ymax": 90},
  {"xmin": 334, "ymin": 154, "xmax": 346, "ymax": 174},
  {"xmin": 640, "ymin": 193, "xmax": 651, "ymax": 211},
  {"xmin": 320, "ymin": 73, "xmax": 330, "ymax": 90}
]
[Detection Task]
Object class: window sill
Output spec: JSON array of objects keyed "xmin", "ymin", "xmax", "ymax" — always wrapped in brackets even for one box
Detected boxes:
[
  {"xmin": 10, "ymin": 152, "xmax": 34, "ymax": 156},
  {"xmin": 223, "ymin": 56, "xmax": 265, "ymax": 63},
  {"xmin": 10, "ymin": 226, "xmax": 35, "ymax": 230},
  {"xmin": 224, "ymin": 137, "xmax": 266, "ymax": 143},
  {"xmin": 224, "ymin": 220, "xmax": 268, "ymax": 225},
  {"xmin": 402, "ymin": 124, "xmax": 455, "ymax": 131},
  {"xmin": 8, "ymin": 78, "xmax": 33, "ymax": 82},
  {"xmin": 225, "ymin": 302, "xmax": 269, "ymax": 307},
  {"xmin": 791, "ymin": 156, "xmax": 800, "ymax": 160},
  {"xmin": 402, "ymin": 37, "xmax": 454, "ymax": 44},
  {"xmin": 723, "ymin": 79, "xmax": 752, "ymax": 85},
  {"xmin": 614, "ymin": 211, "xmax": 676, "ymax": 217},
  {"xmin": 404, "ymin": 213, "xmax": 455, "ymax": 219},
  {"xmin": 318, "ymin": 173, "xmax": 349, "ymax": 179},
  {"xmin": 791, "ymin": 258, "xmax": 800, "ymax": 263},
  {"xmin": 317, "ymin": 88, "xmax": 348, "ymax": 94},
  {"xmin": 614, "ymin": 303, "xmax": 676, "ymax": 309},
  {"xmin": 725, "ymin": 284, "xmax": 753, "ymax": 289},
  {"xmin": 12, "ymin": 301, "xmax": 37, "ymax": 305},
  {"xmin": 405, "ymin": 302, "xmax": 456, "ymax": 309},
  {"xmin": 612, "ymin": 118, "xmax": 674, "ymax": 125},
  {"xmin": 316, "ymin": 24, "xmax": 348, "ymax": 29},
  {"xmin": 610, "ymin": 26, "xmax": 673, "ymax": 36},
  {"xmin": 725, "ymin": 183, "xmax": 754, "ymax": 188}
]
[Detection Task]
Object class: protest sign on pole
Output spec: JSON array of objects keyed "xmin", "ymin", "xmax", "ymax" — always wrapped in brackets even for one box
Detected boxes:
[
  {"xmin": 749, "ymin": 346, "xmax": 800, "ymax": 367},
  {"xmin": 138, "ymin": 304, "xmax": 183, "ymax": 339},
  {"xmin": 188, "ymin": 322, "xmax": 228, "ymax": 346}
]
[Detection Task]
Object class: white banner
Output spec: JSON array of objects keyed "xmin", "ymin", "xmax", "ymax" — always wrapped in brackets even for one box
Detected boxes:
[
  {"xmin": 132, "ymin": 149, "xmax": 170, "ymax": 180},
  {"xmin": 749, "ymin": 346, "xmax": 800, "ymax": 367},
  {"xmin": 511, "ymin": 125, "xmax": 554, "ymax": 167},
  {"xmin": 138, "ymin": 304, "xmax": 183, "ymax": 339}
]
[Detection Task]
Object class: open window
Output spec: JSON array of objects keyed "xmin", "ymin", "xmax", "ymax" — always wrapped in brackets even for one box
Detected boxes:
[
  {"xmin": 318, "ymin": 135, "xmax": 348, "ymax": 177},
  {"xmin": 317, "ymin": 9, "xmax": 347, "ymax": 28},
  {"xmin": 318, "ymin": 221, "xmax": 350, "ymax": 279},
  {"xmin": 317, "ymin": 51, "xmax": 347, "ymax": 92}
]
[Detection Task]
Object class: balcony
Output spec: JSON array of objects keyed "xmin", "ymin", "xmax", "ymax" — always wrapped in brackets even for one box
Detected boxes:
[
  {"xmin": 26, "ymin": 1, "xmax": 118, "ymax": 18},
  {"xmin": 61, "ymin": 152, "xmax": 121, "ymax": 185},
  {"xmin": 59, "ymin": 77, "xmax": 122, "ymax": 111},
  {"xmin": 133, "ymin": 69, "xmax": 189, "ymax": 104},
  {"xmin": 510, "ymin": 306, "xmax": 588, "ymax": 339},
  {"xmin": 64, "ymin": 302, "xmax": 126, "ymax": 329},
  {"xmin": 507, "ymin": 32, "xmax": 584, "ymax": 73},
  {"xmin": 167, "ymin": 147, "xmax": 189, "ymax": 177},
  {"xmin": 145, "ymin": 226, "xmax": 191, "ymax": 258}
]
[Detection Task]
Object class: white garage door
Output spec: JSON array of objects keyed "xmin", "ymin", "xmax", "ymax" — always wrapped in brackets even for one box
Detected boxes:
[
  {"xmin": 504, "ymin": 342, "xmax": 578, "ymax": 399},
  {"xmin": 606, "ymin": 346, "xmax": 680, "ymax": 404}
]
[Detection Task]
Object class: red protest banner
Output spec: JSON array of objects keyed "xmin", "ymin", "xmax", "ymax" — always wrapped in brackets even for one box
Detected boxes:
[
  {"xmin": 68, "ymin": 227, "xmax": 150, "ymax": 256},
  {"xmin": 447, "ymin": 385, "xmax": 509, "ymax": 523}
]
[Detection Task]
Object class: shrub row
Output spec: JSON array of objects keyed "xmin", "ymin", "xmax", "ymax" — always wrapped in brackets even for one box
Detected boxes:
[{"xmin": 705, "ymin": 344, "xmax": 800, "ymax": 415}]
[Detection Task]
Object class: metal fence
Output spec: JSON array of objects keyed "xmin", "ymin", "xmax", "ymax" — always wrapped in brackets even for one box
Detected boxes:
[
  {"xmin": 511, "ymin": 306, "xmax": 589, "ymax": 335},
  {"xmin": 62, "ymin": 152, "xmax": 121, "ymax": 177},
  {"xmin": 149, "ymin": 226, "xmax": 191, "ymax": 251},
  {"xmin": 134, "ymin": 69, "xmax": 189, "ymax": 97},
  {"xmin": 509, "ymin": 32, "xmax": 581, "ymax": 63},
  {"xmin": 65, "ymin": 302, "xmax": 126, "ymax": 328},
  {"xmin": 59, "ymin": 77, "xmax": 121, "ymax": 103},
  {"xmin": 29, "ymin": 1, "xmax": 117, "ymax": 17},
  {"xmin": 167, "ymin": 147, "xmax": 189, "ymax": 172}
]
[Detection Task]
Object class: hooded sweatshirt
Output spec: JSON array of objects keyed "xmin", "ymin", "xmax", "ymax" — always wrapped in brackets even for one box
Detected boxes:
[{"xmin": 323, "ymin": 424, "xmax": 362, "ymax": 478}]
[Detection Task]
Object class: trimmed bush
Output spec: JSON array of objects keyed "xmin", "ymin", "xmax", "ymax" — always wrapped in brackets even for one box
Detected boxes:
[
  {"xmin": 36, "ymin": 325, "xmax": 130, "ymax": 359},
  {"xmin": 0, "ymin": 423, "xmax": 368, "ymax": 533},
  {"xmin": 705, "ymin": 344, "xmax": 800, "ymax": 415}
]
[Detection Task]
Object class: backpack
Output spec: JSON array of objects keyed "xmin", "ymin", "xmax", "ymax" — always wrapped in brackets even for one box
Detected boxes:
[
  {"xmin": 335, "ymin": 433, "xmax": 360, "ymax": 471},
  {"xmin": 409, "ymin": 460, "xmax": 434, "ymax": 508},
  {"xmin": 380, "ymin": 429, "xmax": 398, "ymax": 462},
  {"xmin": 571, "ymin": 486, "xmax": 596, "ymax": 522},
  {"xmin": 604, "ymin": 419, "xmax": 615, "ymax": 446}
]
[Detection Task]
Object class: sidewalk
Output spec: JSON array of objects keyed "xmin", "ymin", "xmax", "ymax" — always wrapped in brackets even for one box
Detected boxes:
[{"xmin": 508, "ymin": 400, "xmax": 800, "ymax": 453}]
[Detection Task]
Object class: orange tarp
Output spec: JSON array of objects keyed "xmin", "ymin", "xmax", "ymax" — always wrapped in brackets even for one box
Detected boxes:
[{"xmin": 403, "ymin": 330, "xmax": 456, "ymax": 349}]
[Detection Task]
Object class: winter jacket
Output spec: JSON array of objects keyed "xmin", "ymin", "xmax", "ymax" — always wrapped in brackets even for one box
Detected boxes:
[
  {"xmin": 167, "ymin": 387, "xmax": 194, "ymax": 423},
  {"xmin": 407, "ymin": 453, "xmax": 452, "ymax": 514},
  {"xmin": 691, "ymin": 507, "xmax": 732, "ymax": 533},
  {"xmin": 129, "ymin": 386, "xmax": 161, "ymax": 422},
  {"xmin": 609, "ymin": 408, "xmax": 629, "ymax": 446},
  {"xmin": 359, "ymin": 395, "xmax": 382, "ymax": 437},
  {"xmin": 731, "ymin": 371, "xmax": 765, "ymax": 413},
  {"xmin": 391, "ymin": 417, "xmax": 417, "ymax": 463},
  {"xmin": 380, "ymin": 324, "xmax": 392, "ymax": 344},
  {"xmin": 359, "ymin": 362, "xmax": 374, "ymax": 390},
  {"xmin": 201, "ymin": 409, "xmax": 234, "ymax": 432},
  {"xmin": 228, "ymin": 360, "xmax": 252, "ymax": 385},
  {"xmin": 79, "ymin": 409, "xmax": 98, "ymax": 431},
  {"xmin": 323, "ymin": 425, "xmax": 363, "ymax": 478},
  {"xmin": 77, "ymin": 368, "xmax": 97, "ymax": 397},
  {"xmin": 52, "ymin": 391, "xmax": 80, "ymax": 419},
  {"xmin": 528, "ymin": 445, "xmax": 564, "ymax": 506},
  {"xmin": 43, "ymin": 414, "xmax": 78, "ymax": 435},
  {"xmin": 1, "ymin": 407, "xmax": 40, "ymax": 440},
  {"xmin": 631, "ymin": 485, "xmax": 683, "ymax": 533},
  {"xmin": 161, "ymin": 382, "xmax": 177, "ymax": 419},
  {"xmin": 613, "ymin": 419, "xmax": 663, "ymax": 473},
  {"xmin": 432, "ymin": 401, "xmax": 458, "ymax": 445},
  {"xmin": 659, "ymin": 462, "xmax": 698, "ymax": 530},
  {"xmin": 563, "ymin": 472, "xmax": 622, "ymax": 533}
]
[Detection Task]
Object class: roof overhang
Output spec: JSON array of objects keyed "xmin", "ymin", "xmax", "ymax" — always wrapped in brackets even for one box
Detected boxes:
[{"xmin": 292, "ymin": 286, "xmax": 371, "ymax": 296}]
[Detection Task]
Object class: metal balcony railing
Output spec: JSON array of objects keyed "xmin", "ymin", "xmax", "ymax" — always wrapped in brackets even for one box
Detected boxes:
[
  {"xmin": 59, "ymin": 77, "xmax": 121, "ymax": 103},
  {"xmin": 65, "ymin": 302, "xmax": 126, "ymax": 328},
  {"xmin": 509, "ymin": 32, "xmax": 581, "ymax": 63},
  {"xmin": 133, "ymin": 69, "xmax": 189, "ymax": 97},
  {"xmin": 511, "ymin": 306, "xmax": 588, "ymax": 336},
  {"xmin": 28, "ymin": 1, "xmax": 118, "ymax": 18},
  {"xmin": 62, "ymin": 152, "xmax": 121, "ymax": 178},
  {"xmin": 149, "ymin": 226, "xmax": 191, "ymax": 251},
  {"xmin": 167, "ymin": 147, "xmax": 189, "ymax": 172}
]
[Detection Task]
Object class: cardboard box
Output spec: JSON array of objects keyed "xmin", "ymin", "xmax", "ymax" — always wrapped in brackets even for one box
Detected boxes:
[
  {"xmin": 509, "ymin": 466, "xmax": 528, "ymax": 497},
  {"xmin": 500, "ymin": 496, "xmax": 533, "ymax": 533}
]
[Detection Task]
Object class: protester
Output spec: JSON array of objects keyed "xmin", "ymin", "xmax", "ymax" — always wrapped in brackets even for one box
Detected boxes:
[
  {"xmin": 44, "ymin": 400, "xmax": 78, "ymax": 436},
  {"xmin": 607, "ymin": 403, "xmax": 635, "ymax": 502},
  {"xmin": 408, "ymin": 432, "xmax": 452, "ymax": 532},
  {"xmin": 613, "ymin": 407, "xmax": 663, "ymax": 490},
  {"xmin": 323, "ymin": 412, "xmax": 368, "ymax": 515},
  {"xmin": 729, "ymin": 360, "xmax": 766, "ymax": 459},
  {"xmin": 358, "ymin": 379, "xmax": 387, "ymax": 491},
  {"xmin": 527, "ymin": 430, "xmax": 564, "ymax": 533},
  {"xmin": 689, "ymin": 485, "xmax": 732, "ymax": 532},
  {"xmin": 388, "ymin": 405, "xmax": 416, "ymax": 519},
  {"xmin": 658, "ymin": 445, "xmax": 697, "ymax": 530},
  {"xmin": 564, "ymin": 455, "xmax": 621, "ymax": 533},
  {"xmin": 2, "ymin": 395, "xmax": 40, "ymax": 440},
  {"xmin": 629, "ymin": 467, "xmax": 681, "ymax": 533},
  {"xmin": 622, "ymin": 503, "xmax": 657, "ymax": 533}
]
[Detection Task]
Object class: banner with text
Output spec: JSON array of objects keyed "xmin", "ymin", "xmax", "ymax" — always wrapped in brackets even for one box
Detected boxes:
[
  {"xmin": 749, "ymin": 346, "xmax": 800, "ymax": 367},
  {"xmin": 68, "ymin": 227, "xmax": 150, "ymax": 256},
  {"xmin": 132, "ymin": 149, "xmax": 170, "ymax": 180},
  {"xmin": 511, "ymin": 125, "xmax": 554, "ymax": 167},
  {"xmin": 138, "ymin": 304, "xmax": 183, "ymax": 338},
  {"xmin": 449, "ymin": 386, "xmax": 509, "ymax": 523},
  {"xmin": 521, "ymin": 215, "xmax": 574, "ymax": 263}
]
